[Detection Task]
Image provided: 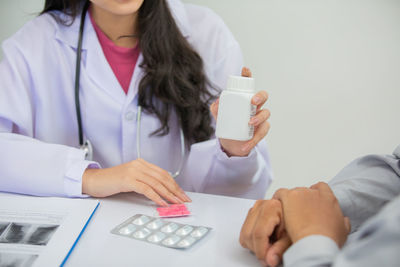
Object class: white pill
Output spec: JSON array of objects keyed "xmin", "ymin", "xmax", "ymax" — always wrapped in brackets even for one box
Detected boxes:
[
  {"xmin": 133, "ymin": 215, "xmax": 150, "ymax": 225},
  {"xmin": 147, "ymin": 219, "xmax": 164, "ymax": 230},
  {"xmin": 118, "ymin": 224, "xmax": 137, "ymax": 235},
  {"xmin": 162, "ymin": 235, "xmax": 181, "ymax": 246},
  {"xmin": 177, "ymin": 236, "xmax": 196, "ymax": 248},
  {"xmin": 161, "ymin": 222, "xmax": 179, "ymax": 233},
  {"xmin": 190, "ymin": 227, "xmax": 208, "ymax": 238},
  {"xmin": 147, "ymin": 232, "xmax": 166, "ymax": 243},
  {"xmin": 133, "ymin": 228, "xmax": 151, "ymax": 239},
  {"xmin": 176, "ymin": 225, "xmax": 193, "ymax": 236}
]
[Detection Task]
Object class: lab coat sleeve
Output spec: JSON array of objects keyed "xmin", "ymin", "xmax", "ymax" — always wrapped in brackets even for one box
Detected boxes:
[
  {"xmin": 184, "ymin": 138, "xmax": 272, "ymax": 199},
  {"xmin": 328, "ymin": 144, "xmax": 400, "ymax": 232},
  {"xmin": 0, "ymin": 38, "xmax": 99, "ymax": 197},
  {"xmin": 181, "ymin": 39, "xmax": 273, "ymax": 199}
]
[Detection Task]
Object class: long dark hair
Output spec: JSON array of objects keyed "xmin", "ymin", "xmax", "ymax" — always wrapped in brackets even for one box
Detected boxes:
[{"xmin": 41, "ymin": 0, "xmax": 216, "ymax": 145}]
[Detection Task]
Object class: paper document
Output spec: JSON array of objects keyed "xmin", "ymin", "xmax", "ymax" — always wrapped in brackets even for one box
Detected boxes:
[{"xmin": 0, "ymin": 193, "xmax": 99, "ymax": 267}]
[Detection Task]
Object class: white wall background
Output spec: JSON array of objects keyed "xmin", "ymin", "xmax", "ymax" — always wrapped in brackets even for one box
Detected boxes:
[
  {"xmin": 183, "ymin": 0, "xmax": 400, "ymax": 198},
  {"xmin": 1, "ymin": 0, "xmax": 399, "ymax": 198},
  {"xmin": 0, "ymin": 0, "xmax": 44, "ymax": 59}
]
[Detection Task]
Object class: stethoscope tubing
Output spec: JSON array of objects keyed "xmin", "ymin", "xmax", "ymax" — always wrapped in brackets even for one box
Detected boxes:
[{"xmin": 75, "ymin": 1, "xmax": 90, "ymax": 148}]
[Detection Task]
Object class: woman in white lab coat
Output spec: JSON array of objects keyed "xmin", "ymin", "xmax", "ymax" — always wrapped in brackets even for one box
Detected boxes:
[{"xmin": 0, "ymin": 0, "xmax": 272, "ymax": 204}]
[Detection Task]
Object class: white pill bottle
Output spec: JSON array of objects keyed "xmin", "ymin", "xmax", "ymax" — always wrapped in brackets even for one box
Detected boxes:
[{"xmin": 215, "ymin": 75, "xmax": 257, "ymax": 141}]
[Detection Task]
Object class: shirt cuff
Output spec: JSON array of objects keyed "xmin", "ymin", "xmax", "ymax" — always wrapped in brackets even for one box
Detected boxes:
[
  {"xmin": 64, "ymin": 148, "xmax": 101, "ymax": 197},
  {"xmin": 283, "ymin": 235, "xmax": 339, "ymax": 267}
]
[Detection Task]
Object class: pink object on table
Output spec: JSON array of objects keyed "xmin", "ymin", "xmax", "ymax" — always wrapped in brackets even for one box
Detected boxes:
[{"xmin": 157, "ymin": 204, "xmax": 191, "ymax": 217}]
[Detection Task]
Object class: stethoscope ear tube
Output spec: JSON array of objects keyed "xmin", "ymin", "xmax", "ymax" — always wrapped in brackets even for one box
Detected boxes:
[
  {"xmin": 75, "ymin": 2, "xmax": 92, "ymax": 160},
  {"xmin": 169, "ymin": 127, "xmax": 185, "ymax": 178},
  {"xmin": 136, "ymin": 106, "xmax": 186, "ymax": 179}
]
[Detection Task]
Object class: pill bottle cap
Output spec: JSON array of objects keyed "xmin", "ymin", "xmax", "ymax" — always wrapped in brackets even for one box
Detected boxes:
[{"xmin": 227, "ymin": 75, "xmax": 255, "ymax": 93}]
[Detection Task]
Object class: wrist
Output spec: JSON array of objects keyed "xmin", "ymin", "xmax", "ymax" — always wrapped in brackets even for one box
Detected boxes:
[
  {"xmin": 291, "ymin": 227, "xmax": 340, "ymax": 247},
  {"xmin": 82, "ymin": 168, "xmax": 99, "ymax": 195},
  {"xmin": 219, "ymin": 142, "xmax": 233, "ymax": 157},
  {"xmin": 219, "ymin": 139, "xmax": 250, "ymax": 157}
]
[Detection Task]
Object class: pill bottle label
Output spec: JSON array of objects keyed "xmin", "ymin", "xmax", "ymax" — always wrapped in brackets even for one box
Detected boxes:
[{"xmin": 248, "ymin": 104, "xmax": 257, "ymax": 138}]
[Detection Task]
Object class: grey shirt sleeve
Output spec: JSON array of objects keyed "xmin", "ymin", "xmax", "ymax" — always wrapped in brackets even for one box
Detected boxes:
[
  {"xmin": 283, "ymin": 235, "xmax": 340, "ymax": 267},
  {"xmin": 283, "ymin": 195, "xmax": 400, "ymax": 267},
  {"xmin": 283, "ymin": 144, "xmax": 400, "ymax": 267},
  {"xmin": 329, "ymin": 144, "xmax": 400, "ymax": 232}
]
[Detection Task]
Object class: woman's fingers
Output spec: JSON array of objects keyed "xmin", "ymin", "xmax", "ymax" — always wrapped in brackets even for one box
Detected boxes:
[
  {"xmin": 242, "ymin": 67, "xmax": 268, "ymax": 110},
  {"xmin": 241, "ymin": 121, "xmax": 271, "ymax": 152},
  {"xmin": 142, "ymin": 167, "xmax": 187, "ymax": 203},
  {"xmin": 210, "ymin": 98, "xmax": 219, "ymax": 121},
  {"xmin": 136, "ymin": 174, "xmax": 183, "ymax": 205},
  {"xmin": 249, "ymin": 109, "xmax": 271, "ymax": 127},
  {"xmin": 133, "ymin": 181, "xmax": 169, "ymax": 206},
  {"xmin": 242, "ymin": 67, "xmax": 252, "ymax": 77},
  {"xmin": 252, "ymin": 90, "xmax": 269, "ymax": 109},
  {"xmin": 136, "ymin": 159, "xmax": 191, "ymax": 202},
  {"xmin": 83, "ymin": 160, "xmax": 191, "ymax": 205}
]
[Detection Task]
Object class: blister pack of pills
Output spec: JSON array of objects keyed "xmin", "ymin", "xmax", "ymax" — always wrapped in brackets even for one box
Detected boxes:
[{"xmin": 111, "ymin": 214, "xmax": 211, "ymax": 249}]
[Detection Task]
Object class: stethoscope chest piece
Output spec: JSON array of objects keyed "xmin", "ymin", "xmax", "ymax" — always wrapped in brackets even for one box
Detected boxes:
[{"xmin": 80, "ymin": 139, "xmax": 93, "ymax": 161}]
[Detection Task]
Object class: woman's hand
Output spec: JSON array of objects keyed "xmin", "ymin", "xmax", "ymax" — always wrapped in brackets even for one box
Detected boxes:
[
  {"xmin": 210, "ymin": 67, "xmax": 271, "ymax": 157},
  {"xmin": 82, "ymin": 158, "xmax": 191, "ymax": 206}
]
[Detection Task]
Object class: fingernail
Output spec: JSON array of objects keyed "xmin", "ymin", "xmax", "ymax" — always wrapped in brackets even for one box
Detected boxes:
[
  {"xmin": 181, "ymin": 193, "xmax": 190, "ymax": 202},
  {"xmin": 184, "ymin": 193, "xmax": 192, "ymax": 202},
  {"xmin": 180, "ymin": 190, "xmax": 190, "ymax": 202},
  {"xmin": 253, "ymin": 96, "xmax": 261, "ymax": 105},
  {"xmin": 161, "ymin": 200, "xmax": 169, "ymax": 206}
]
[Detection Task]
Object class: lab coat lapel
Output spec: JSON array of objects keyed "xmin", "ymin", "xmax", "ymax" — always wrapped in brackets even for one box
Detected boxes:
[
  {"xmin": 125, "ymin": 53, "xmax": 144, "ymax": 107},
  {"xmin": 83, "ymin": 17, "xmax": 126, "ymax": 104},
  {"xmin": 55, "ymin": 10, "xmax": 126, "ymax": 105}
]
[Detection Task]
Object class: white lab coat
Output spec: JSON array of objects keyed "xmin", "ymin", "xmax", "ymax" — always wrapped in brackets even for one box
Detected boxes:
[{"xmin": 0, "ymin": 0, "xmax": 272, "ymax": 199}]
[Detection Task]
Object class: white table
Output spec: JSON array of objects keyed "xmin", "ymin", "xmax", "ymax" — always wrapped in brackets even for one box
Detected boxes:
[{"xmin": 65, "ymin": 192, "xmax": 260, "ymax": 266}]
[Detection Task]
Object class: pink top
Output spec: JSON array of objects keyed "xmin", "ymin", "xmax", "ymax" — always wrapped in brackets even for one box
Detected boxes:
[{"xmin": 89, "ymin": 12, "xmax": 140, "ymax": 94}]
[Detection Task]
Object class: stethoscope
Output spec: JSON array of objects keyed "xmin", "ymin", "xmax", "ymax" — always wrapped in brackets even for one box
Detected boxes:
[{"xmin": 74, "ymin": 2, "xmax": 185, "ymax": 178}]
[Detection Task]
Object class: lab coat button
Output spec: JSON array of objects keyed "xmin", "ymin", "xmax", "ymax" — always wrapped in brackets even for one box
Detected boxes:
[{"xmin": 125, "ymin": 111, "xmax": 135, "ymax": 121}]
